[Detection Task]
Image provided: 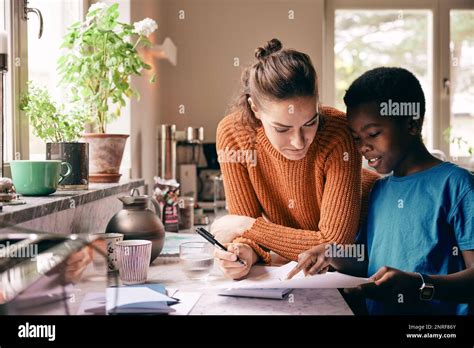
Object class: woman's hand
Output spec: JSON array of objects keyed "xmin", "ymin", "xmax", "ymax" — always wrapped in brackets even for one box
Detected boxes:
[
  {"xmin": 214, "ymin": 242, "xmax": 258, "ymax": 280},
  {"xmin": 286, "ymin": 243, "xmax": 332, "ymax": 279},
  {"xmin": 210, "ymin": 215, "xmax": 256, "ymax": 244},
  {"xmin": 347, "ymin": 266, "xmax": 422, "ymax": 304}
]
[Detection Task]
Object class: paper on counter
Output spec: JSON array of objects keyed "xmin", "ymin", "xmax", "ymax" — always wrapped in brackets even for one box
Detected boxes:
[
  {"xmin": 76, "ymin": 292, "xmax": 106, "ymax": 315},
  {"xmin": 169, "ymin": 291, "xmax": 202, "ymax": 315},
  {"xmin": 221, "ymin": 261, "xmax": 370, "ymax": 289}
]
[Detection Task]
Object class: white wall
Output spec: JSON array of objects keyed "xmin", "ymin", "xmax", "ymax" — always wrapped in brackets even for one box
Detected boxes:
[{"xmin": 129, "ymin": 0, "xmax": 325, "ymax": 190}]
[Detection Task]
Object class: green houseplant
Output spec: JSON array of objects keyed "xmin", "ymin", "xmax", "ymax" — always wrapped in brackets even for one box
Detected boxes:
[
  {"xmin": 58, "ymin": 2, "xmax": 157, "ymax": 183},
  {"xmin": 20, "ymin": 82, "xmax": 90, "ymax": 189}
]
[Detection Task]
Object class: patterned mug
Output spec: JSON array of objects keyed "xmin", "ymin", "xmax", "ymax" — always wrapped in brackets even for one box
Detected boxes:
[{"xmin": 116, "ymin": 240, "xmax": 152, "ymax": 285}]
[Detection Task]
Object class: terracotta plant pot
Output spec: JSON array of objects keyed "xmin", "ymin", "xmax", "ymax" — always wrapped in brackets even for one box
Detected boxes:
[{"xmin": 82, "ymin": 134, "xmax": 129, "ymax": 183}]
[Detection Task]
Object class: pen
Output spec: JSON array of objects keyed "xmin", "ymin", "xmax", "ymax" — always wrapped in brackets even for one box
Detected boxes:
[{"xmin": 195, "ymin": 227, "xmax": 246, "ymax": 266}]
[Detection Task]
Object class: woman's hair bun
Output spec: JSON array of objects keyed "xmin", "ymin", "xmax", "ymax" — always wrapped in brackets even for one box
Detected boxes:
[{"xmin": 255, "ymin": 38, "xmax": 283, "ymax": 60}]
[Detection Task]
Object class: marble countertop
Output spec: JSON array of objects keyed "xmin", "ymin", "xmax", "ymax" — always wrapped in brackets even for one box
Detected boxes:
[
  {"xmin": 147, "ymin": 255, "xmax": 354, "ymax": 315},
  {"xmin": 0, "ymin": 179, "xmax": 145, "ymax": 225}
]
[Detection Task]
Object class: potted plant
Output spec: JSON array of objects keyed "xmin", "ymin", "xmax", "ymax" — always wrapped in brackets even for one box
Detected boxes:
[
  {"xmin": 20, "ymin": 82, "xmax": 89, "ymax": 190},
  {"xmin": 58, "ymin": 2, "xmax": 157, "ymax": 183}
]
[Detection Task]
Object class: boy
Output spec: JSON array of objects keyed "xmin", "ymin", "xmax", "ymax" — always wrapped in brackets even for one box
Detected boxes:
[{"xmin": 287, "ymin": 67, "xmax": 473, "ymax": 315}]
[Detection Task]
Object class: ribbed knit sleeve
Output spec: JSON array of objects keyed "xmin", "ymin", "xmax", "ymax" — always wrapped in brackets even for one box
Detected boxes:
[
  {"xmin": 216, "ymin": 114, "xmax": 262, "ymax": 218},
  {"xmin": 242, "ymin": 122, "xmax": 363, "ymax": 261}
]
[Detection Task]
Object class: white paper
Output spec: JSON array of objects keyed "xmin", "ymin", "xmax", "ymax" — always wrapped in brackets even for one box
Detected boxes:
[
  {"xmin": 169, "ymin": 291, "xmax": 202, "ymax": 315},
  {"xmin": 221, "ymin": 261, "xmax": 370, "ymax": 289},
  {"xmin": 106, "ymin": 287, "xmax": 176, "ymax": 312},
  {"xmin": 76, "ymin": 292, "xmax": 106, "ymax": 315}
]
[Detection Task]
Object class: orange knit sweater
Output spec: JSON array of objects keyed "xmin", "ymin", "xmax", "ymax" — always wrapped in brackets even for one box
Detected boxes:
[{"xmin": 216, "ymin": 106, "xmax": 379, "ymax": 264}]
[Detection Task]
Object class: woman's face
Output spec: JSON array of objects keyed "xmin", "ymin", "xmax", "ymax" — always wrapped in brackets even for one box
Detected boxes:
[{"xmin": 251, "ymin": 96, "xmax": 319, "ymax": 161}]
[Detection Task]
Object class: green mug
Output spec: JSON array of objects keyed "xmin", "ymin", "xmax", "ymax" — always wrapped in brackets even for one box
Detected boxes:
[{"xmin": 10, "ymin": 160, "xmax": 73, "ymax": 196}]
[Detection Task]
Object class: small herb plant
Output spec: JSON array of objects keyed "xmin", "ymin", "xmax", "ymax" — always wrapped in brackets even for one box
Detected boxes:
[{"xmin": 20, "ymin": 82, "xmax": 87, "ymax": 143}]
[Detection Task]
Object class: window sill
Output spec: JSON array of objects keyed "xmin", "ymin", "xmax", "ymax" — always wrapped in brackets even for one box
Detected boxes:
[{"xmin": 0, "ymin": 179, "xmax": 145, "ymax": 226}]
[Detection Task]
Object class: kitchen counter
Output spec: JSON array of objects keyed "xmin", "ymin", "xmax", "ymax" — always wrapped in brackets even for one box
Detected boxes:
[
  {"xmin": 0, "ymin": 179, "xmax": 144, "ymax": 225},
  {"xmin": 147, "ymin": 255, "xmax": 354, "ymax": 315}
]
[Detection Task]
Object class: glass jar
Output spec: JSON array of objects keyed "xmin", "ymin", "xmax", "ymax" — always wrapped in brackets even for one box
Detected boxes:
[{"xmin": 179, "ymin": 196, "xmax": 195, "ymax": 230}]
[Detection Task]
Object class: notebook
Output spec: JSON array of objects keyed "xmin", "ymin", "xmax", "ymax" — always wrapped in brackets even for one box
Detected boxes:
[
  {"xmin": 106, "ymin": 286, "xmax": 178, "ymax": 314},
  {"xmin": 218, "ymin": 288, "xmax": 292, "ymax": 300}
]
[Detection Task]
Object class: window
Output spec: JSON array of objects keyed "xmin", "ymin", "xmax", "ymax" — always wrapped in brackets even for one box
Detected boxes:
[
  {"xmin": 1, "ymin": 0, "xmax": 13, "ymax": 166},
  {"xmin": 334, "ymin": 9, "xmax": 433, "ymax": 148},
  {"xmin": 27, "ymin": 0, "xmax": 85, "ymax": 160},
  {"xmin": 326, "ymin": 0, "xmax": 474, "ymax": 164},
  {"xmin": 449, "ymin": 10, "xmax": 474, "ymax": 157}
]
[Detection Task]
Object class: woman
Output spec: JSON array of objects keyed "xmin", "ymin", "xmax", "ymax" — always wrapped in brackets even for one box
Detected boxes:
[{"xmin": 213, "ymin": 38, "xmax": 379, "ymax": 279}]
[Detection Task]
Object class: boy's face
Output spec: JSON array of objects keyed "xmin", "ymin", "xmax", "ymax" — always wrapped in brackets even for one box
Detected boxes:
[{"xmin": 347, "ymin": 102, "xmax": 414, "ymax": 175}]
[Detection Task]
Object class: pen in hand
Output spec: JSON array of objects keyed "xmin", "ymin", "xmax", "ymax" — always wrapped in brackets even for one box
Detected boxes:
[{"xmin": 196, "ymin": 227, "xmax": 247, "ymax": 266}]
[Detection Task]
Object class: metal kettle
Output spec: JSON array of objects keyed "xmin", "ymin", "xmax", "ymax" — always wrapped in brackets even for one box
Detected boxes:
[{"xmin": 105, "ymin": 188, "xmax": 165, "ymax": 263}]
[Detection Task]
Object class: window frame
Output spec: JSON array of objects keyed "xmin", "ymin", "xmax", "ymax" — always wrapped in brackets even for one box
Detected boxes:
[
  {"xmin": 2, "ymin": 0, "xmax": 89, "ymax": 176},
  {"xmin": 438, "ymin": 0, "xmax": 474, "ymax": 164}
]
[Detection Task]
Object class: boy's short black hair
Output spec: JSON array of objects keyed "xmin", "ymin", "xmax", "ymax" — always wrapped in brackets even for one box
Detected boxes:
[{"xmin": 343, "ymin": 67, "xmax": 426, "ymax": 127}]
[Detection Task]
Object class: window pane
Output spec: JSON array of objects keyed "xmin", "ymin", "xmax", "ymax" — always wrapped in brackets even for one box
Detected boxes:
[
  {"xmin": 449, "ymin": 10, "xmax": 474, "ymax": 158},
  {"xmin": 1, "ymin": 0, "xmax": 13, "ymax": 164},
  {"xmin": 334, "ymin": 10, "xmax": 433, "ymax": 149},
  {"xmin": 27, "ymin": 0, "xmax": 82, "ymax": 159}
]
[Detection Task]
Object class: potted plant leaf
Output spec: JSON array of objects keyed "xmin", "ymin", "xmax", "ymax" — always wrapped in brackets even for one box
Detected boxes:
[
  {"xmin": 58, "ymin": 2, "xmax": 157, "ymax": 183},
  {"xmin": 20, "ymin": 82, "xmax": 89, "ymax": 190}
]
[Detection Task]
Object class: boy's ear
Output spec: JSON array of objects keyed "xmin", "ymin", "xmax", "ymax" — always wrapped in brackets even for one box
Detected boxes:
[{"xmin": 407, "ymin": 118, "xmax": 421, "ymax": 136}]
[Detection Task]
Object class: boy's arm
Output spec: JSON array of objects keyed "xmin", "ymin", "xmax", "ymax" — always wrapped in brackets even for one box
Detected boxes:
[
  {"xmin": 422, "ymin": 250, "xmax": 474, "ymax": 303},
  {"xmin": 330, "ymin": 251, "xmax": 368, "ymax": 278},
  {"xmin": 359, "ymin": 251, "xmax": 474, "ymax": 304}
]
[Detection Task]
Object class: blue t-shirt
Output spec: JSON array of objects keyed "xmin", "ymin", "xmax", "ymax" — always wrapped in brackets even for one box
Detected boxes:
[{"xmin": 357, "ymin": 162, "xmax": 474, "ymax": 315}]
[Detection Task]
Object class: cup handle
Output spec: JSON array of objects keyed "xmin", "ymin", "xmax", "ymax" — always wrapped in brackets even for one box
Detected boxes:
[{"xmin": 59, "ymin": 162, "xmax": 73, "ymax": 184}]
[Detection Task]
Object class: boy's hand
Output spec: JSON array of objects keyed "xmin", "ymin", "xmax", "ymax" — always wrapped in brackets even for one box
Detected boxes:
[
  {"xmin": 214, "ymin": 242, "xmax": 257, "ymax": 280},
  {"xmin": 348, "ymin": 266, "xmax": 422, "ymax": 303},
  {"xmin": 286, "ymin": 243, "xmax": 332, "ymax": 279}
]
